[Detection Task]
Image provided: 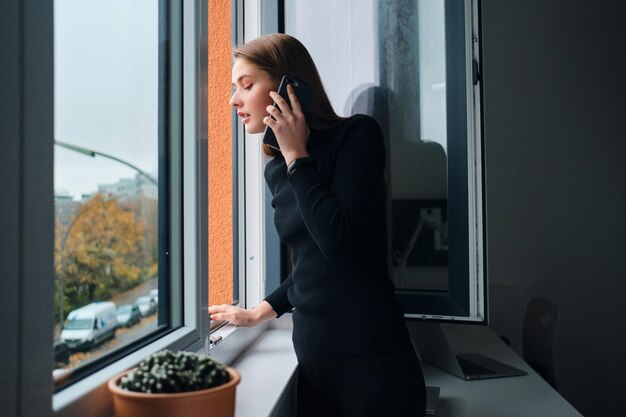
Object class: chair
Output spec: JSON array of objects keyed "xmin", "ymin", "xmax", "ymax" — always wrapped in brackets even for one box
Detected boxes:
[{"xmin": 523, "ymin": 297, "xmax": 560, "ymax": 388}]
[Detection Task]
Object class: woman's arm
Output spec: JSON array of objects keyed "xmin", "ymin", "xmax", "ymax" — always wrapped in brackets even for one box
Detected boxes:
[{"xmin": 288, "ymin": 116, "xmax": 386, "ymax": 259}]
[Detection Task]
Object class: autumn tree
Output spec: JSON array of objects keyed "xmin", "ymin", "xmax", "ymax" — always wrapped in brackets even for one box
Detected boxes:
[
  {"xmin": 55, "ymin": 194, "xmax": 145, "ymax": 320},
  {"xmin": 121, "ymin": 196, "xmax": 158, "ymax": 277}
]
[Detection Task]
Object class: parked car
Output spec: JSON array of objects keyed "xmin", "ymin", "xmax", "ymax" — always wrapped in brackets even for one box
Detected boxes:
[
  {"xmin": 116, "ymin": 304, "xmax": 142, "ymax": 328},
  {"xmin": 60, "ymin": 302, "xmax": 117, "ymax": 351},
  {"xmin": 135, "ymin": 296, "xmax": 156, "ymax": 317},
  {"xmin": 149, "ymin": 288, "xmax": 159, "ymax": 304},
  {"xmin": 53, "ymin": 341, "xmax": 70, "ymax": 367}
]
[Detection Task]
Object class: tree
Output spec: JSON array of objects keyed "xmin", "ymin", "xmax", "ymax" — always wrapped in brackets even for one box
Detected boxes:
[
  {"xmin": 55, "ymin": 194, "xmax": 145, "ymax": 320},
  {"xmin": 121, "ymin": 196, "xmax": 158, "ymax": 276}
]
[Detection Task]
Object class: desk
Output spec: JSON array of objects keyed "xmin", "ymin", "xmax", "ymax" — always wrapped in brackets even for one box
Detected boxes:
[
  {"xmin": 233, "ymin": 320, "xmax": 581, "ymax": 417},
  {"xmin": 420, "ymin": 323, "xmax": 582, "ymax": 417}
]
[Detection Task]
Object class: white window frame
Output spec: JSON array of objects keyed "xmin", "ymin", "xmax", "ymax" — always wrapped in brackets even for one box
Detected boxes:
[
  {"xmin": 468, "ymin": 0, "xmax": 485, "ymax": 323},
  {"xmin": 242, "ymin": 0, "xmax": 267, "ymax": 309},
  {"xmin": 207, "ymin": 0, "xmax": 269, "ymax": 365}
]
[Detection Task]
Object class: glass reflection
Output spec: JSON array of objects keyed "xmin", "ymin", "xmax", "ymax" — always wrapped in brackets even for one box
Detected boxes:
[{"xmin": 286, "ymin": 0, "xmax": 451, "ymax": 293}]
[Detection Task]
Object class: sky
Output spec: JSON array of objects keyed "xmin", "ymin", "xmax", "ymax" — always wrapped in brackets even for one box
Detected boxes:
[{"xmin": 54, "ymin": 0, "xmax": 158, "ymax": 200}]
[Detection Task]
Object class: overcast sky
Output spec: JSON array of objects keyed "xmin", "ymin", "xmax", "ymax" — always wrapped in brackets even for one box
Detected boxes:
[{"xmin": 54, "ymin": 0, "xmax": 158, "ymax": 200}]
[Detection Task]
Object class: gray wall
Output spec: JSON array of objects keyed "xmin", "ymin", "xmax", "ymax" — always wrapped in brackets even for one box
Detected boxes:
[
  {"xmin": 1, "ymin": 1, "xmax": 54, "ymax": 416},
  {"xmin": 481, "ymin": 1, "xmax": 626, "ymax": 416}
]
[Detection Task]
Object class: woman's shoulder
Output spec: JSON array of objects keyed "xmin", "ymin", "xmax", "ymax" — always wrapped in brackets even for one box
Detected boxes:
[
  {"xmin": 336, "ymin": 114, "xmax": 384, "ymax": 148},
  {"xmin": 337, "ymin": 113, "xmax": 381, "ymax": 131},
  {"xmin": 322, "ymin": 114, "xmax": 386, "ymax": 166},
  {"xmin": 323, "ymin": 114, "xmax": 383, "ymax": 142},
  {"xmin": 310, "ymin": 114, "xmax": 385, "ymax": 162}
]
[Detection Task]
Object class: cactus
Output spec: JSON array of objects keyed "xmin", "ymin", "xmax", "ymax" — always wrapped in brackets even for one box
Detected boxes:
[{"xmin": 118, "ymin": 350, "xmax": 231, "ymax": 394}]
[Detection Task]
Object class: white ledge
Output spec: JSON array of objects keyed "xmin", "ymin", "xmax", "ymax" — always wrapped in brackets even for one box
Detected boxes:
[{"xmin": 231, "ymin": 318, "xmax": 297, "ymax": 417}]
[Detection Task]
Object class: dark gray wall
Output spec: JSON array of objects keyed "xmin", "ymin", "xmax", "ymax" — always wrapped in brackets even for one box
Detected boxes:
[
  {"xmin": 1, "ymin": 1, "xmax": 54, "ymax": 417},
  {"xmin": 481, "ymin": 1, "xmax": 626, "ymax": 416}
]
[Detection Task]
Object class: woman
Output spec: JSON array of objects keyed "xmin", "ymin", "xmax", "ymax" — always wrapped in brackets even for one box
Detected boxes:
[{"xmin": 209, "ymin": 33, "xmax": 426, "ymax": 417}]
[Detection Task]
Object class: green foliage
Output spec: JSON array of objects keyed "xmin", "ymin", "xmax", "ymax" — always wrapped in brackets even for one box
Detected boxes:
[{"xmin": 118, "ymin": 350, "xmax": 231, "ymax": 394}]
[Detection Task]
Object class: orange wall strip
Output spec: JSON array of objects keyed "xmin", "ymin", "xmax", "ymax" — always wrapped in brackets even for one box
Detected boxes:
[{"xmin": 208, "ymin": 0, "xmax": 233, "ymax": 306}]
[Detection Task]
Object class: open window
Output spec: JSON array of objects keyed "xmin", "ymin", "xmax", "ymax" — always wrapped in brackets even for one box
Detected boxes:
[{"xmin": 282, "ymin": 0, "xmax": 485, "ymax": 321}]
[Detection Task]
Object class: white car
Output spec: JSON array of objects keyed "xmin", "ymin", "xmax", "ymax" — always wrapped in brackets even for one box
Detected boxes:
[
  {"xmin": 60, "ymin": 302, "xmax": 117, "ymax": 351},
  {"xmin": 135, "ymin": 296, "xmax": 156, "ymax": 317},
  {"xmin": 149, "ymin": 288, "xmax": 158, "ymax": 304}
]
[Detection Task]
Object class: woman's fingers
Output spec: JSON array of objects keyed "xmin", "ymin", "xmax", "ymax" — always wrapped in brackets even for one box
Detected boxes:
[
  {"xmin": 269, "ymin": 91, "xmax": 291, "ymax": 115},
  {"xmin": 208, "ymin": 304, "xmax": 252, "ymax": 326},
  {"xmin": 286, "ymin": 84, "xmax": 303, "ymax": 113},
  {"xmin": 266, "ymin": 104, "xmax": 283, "ymax": 121},
  {"xmin": 208, "ymin": 304, "xmax": 231, "ymax": 314},
  {"xmin": 209, "ymin": 304, "xmax": 233, "ymax": 321},
  {"xmin": 265, "ymin": 88, "xmax": 308, "ymax": 158}
]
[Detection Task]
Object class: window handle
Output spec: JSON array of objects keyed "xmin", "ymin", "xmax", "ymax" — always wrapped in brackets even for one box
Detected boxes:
[
  {"xmin": 472, "ymin": 59, "xmax": 481, "ymax": 85},
  {"xmin": 209, "ymin": 335, "xmax": 223, "ymax": 349}
]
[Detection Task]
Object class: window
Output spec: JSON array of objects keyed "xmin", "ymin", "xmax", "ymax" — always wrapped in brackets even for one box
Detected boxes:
[
  {"xmin": 284, "ymin": 0, "xmax": 484, "ymax": 320},
  {"xmin": 5, "ymin": 0, "xmax": 255, "ymax": 416},
  {"xmin": 51, "ymin": 0, "xmax": 209, "ymax": 413},
  {"xmin": 52, "ymin": 0, "xmax": 172, "ymax": 389}
]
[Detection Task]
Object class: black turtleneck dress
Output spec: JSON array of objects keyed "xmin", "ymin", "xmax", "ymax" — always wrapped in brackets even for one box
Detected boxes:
[{"xmin": 263, "ymin": 113, "xmax": 411, "ymax": 356}]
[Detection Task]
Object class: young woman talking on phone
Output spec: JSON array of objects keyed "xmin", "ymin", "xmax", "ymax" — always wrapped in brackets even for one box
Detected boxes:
[{"xmin": 209, "ymin": 33, "xmax": 426, "ymax": 417}]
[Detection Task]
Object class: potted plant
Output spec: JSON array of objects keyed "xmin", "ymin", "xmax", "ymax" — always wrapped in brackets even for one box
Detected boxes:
[{"xmin": 108, "ymin": 349, "xmax": 240, "ymax": 417}]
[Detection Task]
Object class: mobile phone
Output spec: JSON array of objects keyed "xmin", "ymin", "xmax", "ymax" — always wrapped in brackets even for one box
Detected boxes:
[{"xmin": 262, "ymin": 74, "xmax": 312, "ymax": 151}]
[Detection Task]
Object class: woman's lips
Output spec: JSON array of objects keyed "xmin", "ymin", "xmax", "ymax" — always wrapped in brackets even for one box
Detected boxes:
[{"xmin": 237, "ymin": 112, "xmax": 251, "ymax": 124}]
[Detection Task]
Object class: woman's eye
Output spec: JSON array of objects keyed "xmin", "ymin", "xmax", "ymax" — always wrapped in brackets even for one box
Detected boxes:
[{"xmin": 244, "ymin": 84, "xmax": 253, "ymax": 90}]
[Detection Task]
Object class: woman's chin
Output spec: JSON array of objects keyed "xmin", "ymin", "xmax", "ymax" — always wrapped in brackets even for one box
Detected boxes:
[{"xmin": 245, "ymin": 124, "xmax": 265, "ymax": 135}]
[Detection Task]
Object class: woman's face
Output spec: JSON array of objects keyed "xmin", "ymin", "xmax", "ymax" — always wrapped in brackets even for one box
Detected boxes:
[{"xmin": 230, "ymin": 59, "xmax": 278, "ymax": 134}]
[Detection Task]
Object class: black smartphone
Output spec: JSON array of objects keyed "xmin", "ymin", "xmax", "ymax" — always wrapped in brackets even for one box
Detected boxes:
[{"xmin": 262, "ymin": 74, "xmax": 312, "ymax": 151}]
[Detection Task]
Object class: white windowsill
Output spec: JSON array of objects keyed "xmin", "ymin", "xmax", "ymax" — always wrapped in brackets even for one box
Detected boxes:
[{"xmin": 231, "ymin": 315, "xmax": 297, "ymax": 417}]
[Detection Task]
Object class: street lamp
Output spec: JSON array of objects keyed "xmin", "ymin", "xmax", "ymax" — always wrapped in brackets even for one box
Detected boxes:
[{"xmin": 54, "ymin": 140, "xmax": 158, "ymax": 186}]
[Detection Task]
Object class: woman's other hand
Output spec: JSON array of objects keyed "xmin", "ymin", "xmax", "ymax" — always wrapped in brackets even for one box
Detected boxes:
[
  {"xmin": 209, "ymin": 300, "xmax": 277, "ymax": 327},
  {"xmin": 264, "ymin": 84, "xmax": 310, "ymax": 166}
]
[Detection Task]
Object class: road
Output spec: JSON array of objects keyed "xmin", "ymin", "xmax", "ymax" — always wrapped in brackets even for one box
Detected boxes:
[{"xmin": 54, "ymin": 277, "xmax": 159, "ymax": 371}]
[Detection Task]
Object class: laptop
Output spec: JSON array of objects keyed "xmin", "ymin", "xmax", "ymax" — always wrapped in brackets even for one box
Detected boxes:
[
  {"xmin": 410, "ymin": 322, "xmax": 527, "ymax": 381},
  {"xmin": 453, "ymin": 352, "xmax": 527, "ymax": 380}
]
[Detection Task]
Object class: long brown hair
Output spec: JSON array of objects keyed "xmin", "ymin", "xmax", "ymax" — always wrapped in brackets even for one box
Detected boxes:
[{"xmin": 233, "ymin": 33, "xmax": 343, "ymax": 156}]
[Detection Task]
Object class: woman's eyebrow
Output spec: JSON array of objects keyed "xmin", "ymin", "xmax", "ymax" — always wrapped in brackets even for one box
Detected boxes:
[{"xmin": 232, "ymin": 75, "xmax": 253, "ymax": 86}]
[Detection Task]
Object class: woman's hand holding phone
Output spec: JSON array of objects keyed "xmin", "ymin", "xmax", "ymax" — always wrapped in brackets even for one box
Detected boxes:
[{"xmin": 264, "ymin": 84, "xmax": 310, "ymax": 166}]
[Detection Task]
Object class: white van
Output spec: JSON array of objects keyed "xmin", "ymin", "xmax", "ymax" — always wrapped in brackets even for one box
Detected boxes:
[{"xmin": 60, "ymin": 302, "xmax": 117, "ymax": 351}]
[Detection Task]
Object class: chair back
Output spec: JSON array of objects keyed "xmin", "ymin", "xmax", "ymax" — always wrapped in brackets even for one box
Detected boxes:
[{"xmin": 523, "ymin": 297, "xmax": 560, "ymax": 388}]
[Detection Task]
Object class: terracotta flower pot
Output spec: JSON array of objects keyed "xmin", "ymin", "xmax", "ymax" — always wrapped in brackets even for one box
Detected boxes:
[{"xmin": 108, "ymin": 366, "xmax": 240, "ymax": 417}]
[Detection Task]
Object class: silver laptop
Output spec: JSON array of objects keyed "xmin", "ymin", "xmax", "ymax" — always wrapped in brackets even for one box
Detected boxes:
[
  {"xmin": 454, "ymin": 352, "xmax": 527, "ymax": 380},
  {"xmin": 411, "ymin": 322, "xmax": 527, "ymax": 381}
]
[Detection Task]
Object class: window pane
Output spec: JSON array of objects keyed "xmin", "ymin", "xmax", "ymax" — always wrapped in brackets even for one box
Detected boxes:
[
  {"xmin": 53, "ymin": 0, "xmax": 162, "ymax": 382},
  {"xmin": 285, "ymin": 0, "xmax": 479, "ymax": 318},
  {"xmin": 285, "ymin": 0, "xmax": 451, "ymax": 290}
]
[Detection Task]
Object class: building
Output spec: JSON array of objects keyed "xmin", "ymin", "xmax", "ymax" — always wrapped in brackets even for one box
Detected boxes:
[
  {"xmin": 54, "ymin": 193, "xmax": 80, "ymax": 230},
  {"xmin": 97, "ymin": 173, "xmax": 158, "ymax": 202}
]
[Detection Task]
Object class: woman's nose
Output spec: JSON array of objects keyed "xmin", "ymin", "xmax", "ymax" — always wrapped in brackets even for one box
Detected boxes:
[{"xmin": 229, "ymin": 91, "xmax": 240, "ymax": 108}]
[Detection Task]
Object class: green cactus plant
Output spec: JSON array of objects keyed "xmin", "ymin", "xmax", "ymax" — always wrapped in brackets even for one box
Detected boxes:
[{"xmin": 118, "ymin": 350, "xmax": 231, "ymax": 394}]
